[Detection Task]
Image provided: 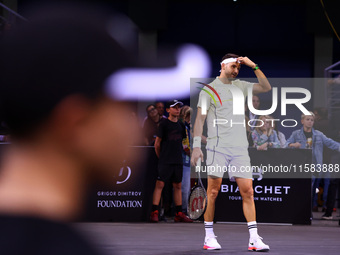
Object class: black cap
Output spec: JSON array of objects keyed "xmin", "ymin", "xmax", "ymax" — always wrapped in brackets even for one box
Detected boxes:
[{"xmin": 166, "ymin": 100, "xmax": 184, "ymax": 109}]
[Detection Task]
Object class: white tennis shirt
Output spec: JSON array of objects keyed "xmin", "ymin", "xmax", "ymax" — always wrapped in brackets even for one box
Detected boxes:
[{"xmin": 197, "ymin": 77, "xmax": 254, "ymax": 148}]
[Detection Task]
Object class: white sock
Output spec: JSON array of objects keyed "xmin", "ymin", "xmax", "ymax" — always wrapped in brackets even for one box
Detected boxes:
[
  {"xmin": 204, "ymin": 221, "xmax": 215, "ymax": 238},
  {"xmin": 247, "ymin": 221, "xmax": 258, "ymax": 240}
]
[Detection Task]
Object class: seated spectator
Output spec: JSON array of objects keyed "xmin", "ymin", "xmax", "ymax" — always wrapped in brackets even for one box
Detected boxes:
[
  {"xmin": 252, "ymin": 115, "xmax": 280, "ymax": 150},
  {"xmin": 285, "ymin": 111, "xmax": 340, "ymax": 213},
  {"xmin": 271, "ymin": 117, "xmax": 286, "ymax": 148},
  {"xmin": 143, "ymin": 104, "xmax": 166, "ymax": 146}
]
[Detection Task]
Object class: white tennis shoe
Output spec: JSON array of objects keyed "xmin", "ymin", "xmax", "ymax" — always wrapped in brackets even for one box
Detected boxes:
[
  {"xmin": 248, "ymin": 235, "xmax": 270, "ymax": 252},
  {"xmin": 203, "ymin": 236, "xmax": 221, "ymax": 250}
]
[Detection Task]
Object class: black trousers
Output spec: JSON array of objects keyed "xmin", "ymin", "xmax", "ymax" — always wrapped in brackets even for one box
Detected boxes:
[
  {"xmin": 325, "ymin": 179, "xmax": 340, "ymax": 215},
  {"xmin": 325, "ymin": 151, "xmax": 340, "ymax": 215}
]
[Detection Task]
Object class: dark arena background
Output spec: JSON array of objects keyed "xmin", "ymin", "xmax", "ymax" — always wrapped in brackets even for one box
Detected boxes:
[{"xmin": 0, "ymin": 0, "xmax": 340, "ymax": 254}]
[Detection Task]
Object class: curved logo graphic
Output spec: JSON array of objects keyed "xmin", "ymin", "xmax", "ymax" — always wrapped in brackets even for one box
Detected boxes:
[
  {"xmin": 116, "ymin": 163, "xmax": 131, "ymax": 185},
  {"xmin": 196, "ymin": 82, "xmax": 222, "ymax": 106}
]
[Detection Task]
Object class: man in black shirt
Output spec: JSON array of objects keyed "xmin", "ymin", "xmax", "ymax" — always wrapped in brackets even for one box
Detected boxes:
[{"xmin": 150, "ymin": 100, "xmax": 193, "ymax": 223}]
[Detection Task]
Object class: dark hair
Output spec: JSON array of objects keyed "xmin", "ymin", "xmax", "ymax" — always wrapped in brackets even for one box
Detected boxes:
[
  {"xmin": 314, "ymin": 107, "xmax": 328, "ymax": 120},
  {"xmin": 221, "ymin": 53, "xmax": 240, "ymax": 62},
  {"xmin": 146, "ymin": 104, "xmax": 156, "ymax": 113},
  {"xmin": 0, "ymin": 3, "xmax": 132, "ymax": 138}
]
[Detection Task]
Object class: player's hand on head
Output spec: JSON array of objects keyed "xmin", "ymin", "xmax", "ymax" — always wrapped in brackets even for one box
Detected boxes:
[
  {"xmin": 191, "ymin": 147, "xmax": 203, "ymax": 166},
  {"xmin": 237, "ymin": 56, "xmax": 256, "ymax": 69}
]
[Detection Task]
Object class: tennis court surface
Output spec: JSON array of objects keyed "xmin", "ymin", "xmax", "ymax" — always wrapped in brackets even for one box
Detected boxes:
[{"xmin": 75, "ymin": 213, "xmax": 340, "ymax": 255}]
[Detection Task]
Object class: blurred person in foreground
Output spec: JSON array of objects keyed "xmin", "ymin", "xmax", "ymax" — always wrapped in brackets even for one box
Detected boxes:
[{"xmin": 0, "ymin": 3, "xmax": 160, "ymax": 255}]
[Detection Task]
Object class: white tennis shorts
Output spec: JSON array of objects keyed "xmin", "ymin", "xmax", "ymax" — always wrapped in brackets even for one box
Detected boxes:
[{"xmin": 206, "ymin": 146, "xmax": 252, "ymax": 181}]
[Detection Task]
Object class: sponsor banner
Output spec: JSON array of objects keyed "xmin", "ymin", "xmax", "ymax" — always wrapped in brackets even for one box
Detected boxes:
[
  {"xmin": 211, "ymin": 148, "xmax": 312, "ymax": 224},
  {"xmin": 215, "ymin": 178, "xmax": 311, "ymax": 224},
  {"xmin": 83, "ymin": 146, "xmax": 312, "ymax": 224},
  {"xmin": 83, "ymin": 147, "xmax": 158, "ymax": 222}
]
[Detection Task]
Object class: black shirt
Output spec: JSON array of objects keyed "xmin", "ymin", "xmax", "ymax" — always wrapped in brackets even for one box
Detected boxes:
[
  {"xmin": 304, "ymin": 131, "xmax": 313, "ymax": 148},
  {"xmin": 0, "ymin": 215, "xmax": 103, "ymax": 255},
  {"xmin": 157, "ymin": 118, "xmax": 186, "ymax": 164},
  {"xmin": 304, "ymin": 131, "xmax": 312, "ymax": 140}
]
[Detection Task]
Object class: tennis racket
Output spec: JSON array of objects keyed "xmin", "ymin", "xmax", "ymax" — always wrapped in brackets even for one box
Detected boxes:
[{"xmin": 187, "ymin": 158, "xmax": 207, "ymax": 220}]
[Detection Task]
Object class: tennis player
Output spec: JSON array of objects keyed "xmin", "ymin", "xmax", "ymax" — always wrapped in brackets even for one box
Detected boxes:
[{"xmin": 191, "ymin": 53, "xmax": 271, "ymax": 252}]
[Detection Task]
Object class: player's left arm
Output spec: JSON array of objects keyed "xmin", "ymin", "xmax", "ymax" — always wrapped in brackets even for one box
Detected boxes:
[{"xmin": 237, "ymin": 56, "xmax": 271, "ymax": 94}]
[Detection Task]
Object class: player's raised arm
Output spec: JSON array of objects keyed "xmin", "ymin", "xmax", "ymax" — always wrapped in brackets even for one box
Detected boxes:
[
  {"xmin": 237, "ymin": 56, "xmax": 271, "ymax": 95},
  {"xmin": 191, "ymin": 107, "xmax": 206, "ymax": 166}
]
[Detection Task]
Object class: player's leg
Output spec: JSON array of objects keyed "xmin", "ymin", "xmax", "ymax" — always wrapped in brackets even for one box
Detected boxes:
[
  {"xmin": 230, "ymin": 146, "xmax": 269, "ymax": 252},
  {"xmin": 229, "ymin": 147, "xmax": 257, "ymax": 222},
  {"xmin": 203, "ymin": 148, "xmax": 225, "ymax": 250},
  {"xmin": 203, "ymin": 177, "xmax": 222, "ymax": 250},
  {"xmin": 173, "ymin": 165, "xmax": 193, "ymax": 222},
  {"xmin": 236, "ymin": 177, "xmax": 269, "ymax": 252},
  {"xmin": 204, "ymin": 177, "xmax": 223, "ymax": 221},
  {"xmin": 235, "ymin": 178, "xmax": 255, "ymax": 222}
]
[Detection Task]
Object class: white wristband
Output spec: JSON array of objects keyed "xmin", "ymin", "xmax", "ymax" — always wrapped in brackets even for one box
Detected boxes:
[{"xmin": 193, "ymin": 136, "xmax": 201, "ymax": 148}]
